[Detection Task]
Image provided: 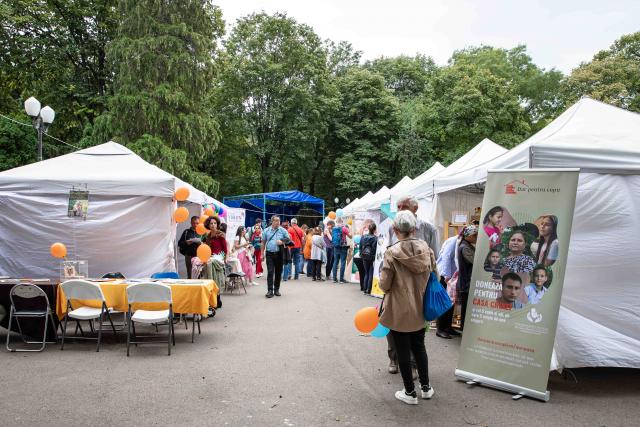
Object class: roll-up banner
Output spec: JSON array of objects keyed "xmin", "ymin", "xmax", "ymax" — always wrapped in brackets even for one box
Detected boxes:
[{"xmin": 455, "ymin": 169, "xmax": 579, "ymax": 402}]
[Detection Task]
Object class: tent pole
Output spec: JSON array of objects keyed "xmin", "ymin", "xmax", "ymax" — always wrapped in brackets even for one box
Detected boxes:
[{"xmin": 263, "ymin": 195, "xmax": 266, "ymax": 224}]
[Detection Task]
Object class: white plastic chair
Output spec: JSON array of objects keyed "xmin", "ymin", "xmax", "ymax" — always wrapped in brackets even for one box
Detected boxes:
[
  {"xmin": 125, "ymin": 282, "xmax": 174, "ymax": 356},
  {"xmin": 60, "ymin": 280, "xmax": 117, "ymax": 352}
]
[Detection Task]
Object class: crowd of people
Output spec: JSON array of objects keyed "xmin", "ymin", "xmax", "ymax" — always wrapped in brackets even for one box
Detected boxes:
[{"xmin": 179, "ymin": 196, "xmax": 549, "ymax": 406}]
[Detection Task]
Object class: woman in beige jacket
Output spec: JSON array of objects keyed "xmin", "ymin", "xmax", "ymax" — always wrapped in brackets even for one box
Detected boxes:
[{"xmin": 379, "ymin": 210, "xmax": 438, "ymax": 405}]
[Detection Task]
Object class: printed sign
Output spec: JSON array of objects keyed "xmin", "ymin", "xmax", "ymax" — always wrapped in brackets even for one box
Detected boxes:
[{"xmin": 455, "ymin": 169, "xmax": 579, "ymax": 401}]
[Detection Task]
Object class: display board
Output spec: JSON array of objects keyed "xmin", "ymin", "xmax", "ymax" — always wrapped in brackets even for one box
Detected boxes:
[{"xmin": 455, "ymin": 169, "xmax": 579, "ymax": 401}]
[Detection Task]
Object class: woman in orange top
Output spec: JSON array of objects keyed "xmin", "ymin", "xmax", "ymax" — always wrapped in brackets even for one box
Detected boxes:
[{"xmin": 303, "ymin": 228, "xmax": 313, "ymax": 276}]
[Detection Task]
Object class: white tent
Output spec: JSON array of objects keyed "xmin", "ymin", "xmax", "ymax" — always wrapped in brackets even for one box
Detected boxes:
[
  {"xmin": 421, "ymin": 98, "xmax": 640, "ymax": 370},
  {"xmin": 344, "ymin": 190, "xmax": 375, "ymax": 214},
  {"xmin": 390, "ymin": 162, "xmax": 446, "ymax": 212},
  {"xmin": 358, "ymin": 186, "xmax": 390, "ymax": 211},
  {"xmin": 0, "ymin": 141, "xmax": 224, "ymax": 279}
]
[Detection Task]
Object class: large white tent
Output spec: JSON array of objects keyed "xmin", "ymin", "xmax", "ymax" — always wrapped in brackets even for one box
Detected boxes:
[
  {"xmin": 389, "ymin": 162, "xmax": 446, "ymax": 211},
  {"xmin": 0, "ymin": 141, "xmax": 224, "ymax": 279},
  {"xmin": 418, "ymin": 98, "xmax": 640, "ymax": 370}
]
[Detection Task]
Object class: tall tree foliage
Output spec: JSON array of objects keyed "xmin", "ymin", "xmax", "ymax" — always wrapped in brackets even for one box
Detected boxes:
[
  {"xmin": 332, "ymin": 68, "xmax": 400, "ymax": 198},
  {"xmin": 561, "ymin": 32, "xmax": 640, "ymax": 112},
  {"xmin": 0, "ymin": 0, "xmax": 118, "ymax": 147},
  {"xmin": 219, "ymin": 12, "xmax": 335, "ymax": 193},
  {"xmin": 92, "ymin": 0, "xmax": 223, "ymax": 194}
]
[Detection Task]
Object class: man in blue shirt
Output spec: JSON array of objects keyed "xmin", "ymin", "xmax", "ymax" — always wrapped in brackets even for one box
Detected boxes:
[
  {"xmin": 261, "ymin": 215, "xmax": 289, "ymax": 298},
  {"xmin": 435, "ymin": 235, "xmax": 461, "ymax": 339}
]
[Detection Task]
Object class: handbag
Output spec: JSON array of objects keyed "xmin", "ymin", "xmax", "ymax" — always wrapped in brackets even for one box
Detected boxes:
[{"xmin": 423, "ymin": 271, "xmax": 453, "ymax": 321}]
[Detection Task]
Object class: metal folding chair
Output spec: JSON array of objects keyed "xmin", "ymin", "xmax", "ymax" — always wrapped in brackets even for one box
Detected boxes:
[
  {"xmin": 126, "ymin": 282, "xmax": 174, "ymax": 356},
  {"xmin": 224, "ymin": 264, "xmax": 247, "ymax": 294},
  {"xmin": 6, "ymin": 283, "xmax": 57, "ymax": 352},
  {"xmin": 60, "ymin": 280, "xmax": 117, "ymax": 352}
]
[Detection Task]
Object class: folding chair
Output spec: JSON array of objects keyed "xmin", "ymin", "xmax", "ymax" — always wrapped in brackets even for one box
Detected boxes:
[
  {"xmin": 224, "ymin": 264, "xmax": 247, "ymax": 294},
  {"xmin": 126, "ymin": 282, "xmax": 174, "ymax": 356},
  {"xmin": 151, "ymin": 272, "xmax": 180, "ymax": 280},
  {"xmin": 6, "ymin": 283, "xmax": 57, "ymax": 352},
  {"xmin": 60, "ymin": 280, "xmax": 117, "ymax": 352}
]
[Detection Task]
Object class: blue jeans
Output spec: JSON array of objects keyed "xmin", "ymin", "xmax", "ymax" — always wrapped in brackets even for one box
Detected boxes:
[
  {"xmin": 290, "ymin": 248, "xmax": 302, "ymax": 279},
  {"xmin": 283, "ymin": 260, "xmax": 292, "ymax": 281},
  {"xmin": 363, "ymin": 258, "xmax": 375, "ymax": 293},
  {"xmin": 332, "ymin": 246, "xmax": 348, "ymax": 281}
]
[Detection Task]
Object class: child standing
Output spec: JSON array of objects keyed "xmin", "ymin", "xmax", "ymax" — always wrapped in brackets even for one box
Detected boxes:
[{"xmin": 310, "ymin": 227, "xmax": 325, "ymax": 281}]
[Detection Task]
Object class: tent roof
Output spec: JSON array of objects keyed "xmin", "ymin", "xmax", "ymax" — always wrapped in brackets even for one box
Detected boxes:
[
  {"xmin": 0, "ymin": 141, "xmax": 221, "ymax": 205},
  {"xmin": 427, "ymin": 98, "xmax": 640, "ymax": 195},
  {"xmin": 389, "ymin": 176, "xmax": 413, "ymax": 192},
  {"xmin": 224, "ymin": 190, "xmax": 324, "ymax": 211},
  {"xmin": 394, "ymin": 162, "xmax": 446, "ymax": 201},
  {"xmin": 410, "ymin": 139, "xmax": 507, "ymax": 199},
  {"xmin": 359, "ymin": 186, "xmax": 390, "ymax": 211},
  {"xmin": 345, "ymin": 191, "xmax": 374, "ymax": 213}
]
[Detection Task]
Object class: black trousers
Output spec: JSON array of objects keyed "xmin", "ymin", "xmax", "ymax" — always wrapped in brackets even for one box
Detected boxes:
[
  {"xmin": 460, "ymin": 290, "xmax": 469, "ymax": 330},
  {"xmin": 265, "ymin": 251, "xmax": 283, "ymax": 292},
  {"xmin": 436, "ymin": 276, "xmax": 454, "ymax": 331},
  {"xmin": 325, "ymin": 247, "xmax": 334, "ymax": 278},
  {"xmin": 362, "ymin": 258, "xmax": 374, "ymax": 293},
  {"xmin": 185, "ymin": 255, "xmax": 193, "ymax": 279},
  {"xmin": 311, "ymin": 259, "xmax": 322, "ymax": 279},
  {"xmin": 354, "ymin": 257, "xmax": 365, "ymax": 290},
  {"xmin": 390, "ymin": 328, "xmax": 429, "ymax": 392}
]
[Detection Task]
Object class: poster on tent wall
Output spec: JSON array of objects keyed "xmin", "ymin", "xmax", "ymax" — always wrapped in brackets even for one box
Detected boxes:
[
  {"xmin": 370, "ymin": 217, "xmax": 393, "ymax": 298},
  {"xmin": 68, "ymin": 187, "xmax": 89, "ymax": 220},
  {"xmin": 225, "ymin": 208, "xmax": 246, "ymax": 251},
  {"xmin": 455, "ymin": 169, "xmax": 579, "ymax": 402}
]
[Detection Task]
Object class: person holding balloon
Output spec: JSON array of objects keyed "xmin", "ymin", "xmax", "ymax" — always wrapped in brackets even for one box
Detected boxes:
[{"xmin": 379, "ymin": 210, "xmax": 437, "ymax": 405}]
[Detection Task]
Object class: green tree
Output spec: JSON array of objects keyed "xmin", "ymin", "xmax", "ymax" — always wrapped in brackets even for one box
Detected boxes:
[
  {"xmin": 0, "ymin": 0, "xmax": 118, "ymax": 154},
  {"xmin": 450, "ymin": 45, "xmax": 564, "ymax": 129},
  {"xmin": 219, "ymin": 12, "xmax": 335, "ymax": 193},
  {"xmin": 364, "ymin": 55, "xmax": 437, "ymax": 100},
  {"xmin": 332, "ymin": 68, "xmax": 400, "ymax": 198},
  {"xmin": 420, "ymin": 64, "xmax": 530, "ymax": 164},
  {"xmin": 93, "ymin": 0, "xmax": 223, "ymax": 195},
  {"xmin": 561, "ymin": 32, "xmax": 640, "ymax": 112}
]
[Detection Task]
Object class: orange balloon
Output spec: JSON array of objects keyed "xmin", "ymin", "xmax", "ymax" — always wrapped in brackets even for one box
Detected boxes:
[
  {"xmin": 199, "ymin": 214, "xmax": 209, "ymax": 224},
  {"xmin": 328, "ymin": 211, "xmax": 337, "ymax": 220},
  {"xmin": 354, "ymin": 307, "xmax": 379, "ymax": 333},
  {"xmin": 204, "ymin": 207, "xmax": 214, "ymax": 216},
  {"xmin": 175, "ymin": 187, "xmax": 190, "ymax": 202},
  {"xmin": 174, "ymin": 207, "xmax": 189, "ymax": 223},
  {"xmin": 197, "ymin": 243, "xmax": 212, "ymax": 263},
  {"xmin": 195, "ymin": 223, "xmax": 207, "ymax": 235},
  {"xmin": 50, "ymin": 242, "xmax": 67, "ymax": 259}
]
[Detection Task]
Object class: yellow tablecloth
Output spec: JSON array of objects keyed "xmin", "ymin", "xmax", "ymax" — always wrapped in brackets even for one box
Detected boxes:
[{"xmin": 56, "ymin": 279, "xmax": 218, "ymax": 319}]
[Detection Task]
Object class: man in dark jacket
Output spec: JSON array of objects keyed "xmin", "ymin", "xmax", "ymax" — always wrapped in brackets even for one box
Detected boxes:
[{"xmin": 178, "ymin": 216, "xmax": 201, "ymax": 279}]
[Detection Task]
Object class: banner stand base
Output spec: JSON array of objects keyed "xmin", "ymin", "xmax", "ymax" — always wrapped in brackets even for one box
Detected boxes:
[{"xmin": 455, "ymin": 369, "xmax": 550, "ymax": 402}]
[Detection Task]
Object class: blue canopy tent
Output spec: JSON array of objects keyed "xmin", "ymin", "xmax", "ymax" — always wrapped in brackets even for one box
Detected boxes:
[{"xmin": 223, "ymin": 191, "xmax": 325, "ymax": 227}]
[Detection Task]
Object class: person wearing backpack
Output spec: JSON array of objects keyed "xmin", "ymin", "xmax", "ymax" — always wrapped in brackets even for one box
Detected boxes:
[
  {"xmin": 331, "ymin": 217, "xmax": 351, "ymax": 283},
  {"xmin": 359, "ymin": 222, "xmax": 378, "ymax": 294}
]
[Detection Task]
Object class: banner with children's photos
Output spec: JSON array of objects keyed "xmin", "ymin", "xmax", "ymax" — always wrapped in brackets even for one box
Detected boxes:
[{"xmin": 455, "ymin": 169, "xmax": 579, "ymax": 401}]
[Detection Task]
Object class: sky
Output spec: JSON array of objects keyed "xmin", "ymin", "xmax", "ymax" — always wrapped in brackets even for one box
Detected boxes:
[{"xmin": 213, "ymin": 0, "xmax": 640, "ymax": 73}]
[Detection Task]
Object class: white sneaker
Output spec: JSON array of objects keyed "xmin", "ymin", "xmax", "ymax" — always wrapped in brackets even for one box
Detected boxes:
[
  {"xmin": 394, "ymin": 389, "xmax": 418, "ymax": 405},
  {"xmin": 251, "ymin": 281, "xmax": 259, "ymax": 286},
  {"xmin": 420, "ymin": 384, "xmax": 435, "ymax": 399}
]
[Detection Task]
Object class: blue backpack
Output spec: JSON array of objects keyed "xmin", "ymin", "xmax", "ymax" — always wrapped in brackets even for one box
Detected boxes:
[{"xmin": 332, "ymin": 226, "xmax": 344, "ymax": 247}]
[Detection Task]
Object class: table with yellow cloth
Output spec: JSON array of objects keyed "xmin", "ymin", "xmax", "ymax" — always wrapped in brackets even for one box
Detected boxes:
[{"xmin": 56, "ymin": 279, "xmax": 218, "ymax": 319}]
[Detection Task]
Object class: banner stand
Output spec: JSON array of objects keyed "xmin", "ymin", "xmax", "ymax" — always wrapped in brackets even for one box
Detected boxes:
[{"xmin": 455, "ymin": 369, "xmax": 550, "ymax": 402}]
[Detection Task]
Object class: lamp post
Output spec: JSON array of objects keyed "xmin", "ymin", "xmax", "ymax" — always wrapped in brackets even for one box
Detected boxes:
[
  {"xmin": 24, "ymin": 97, "xmax": 55, "ymax": 162},
  {"xmin": 334, "ymin": 197, "xmax": 351, "ymax": 209}
]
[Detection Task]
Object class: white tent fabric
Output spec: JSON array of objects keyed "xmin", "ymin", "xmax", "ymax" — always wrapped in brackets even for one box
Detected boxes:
[
  {"xmin": 358, "ymin": 186, "xmax": 390, "ymax": 211},
  {"xmin": 0, "ymin": 142, "xmax": 222, "ymax": 279},
  {"xmin": 389, "ymin": 163, "xmax": 446, "ymax": 210},
  {"xmin": 413, "ymin": 138, "xmax": 507, "ymax": 199},
  {"xmin": 345, "ymin": 192, "xmax": 373, "ymax": 214},
  {"xmin": 418, "ymin": 99, "xmax": 640, "ymax": 370}
]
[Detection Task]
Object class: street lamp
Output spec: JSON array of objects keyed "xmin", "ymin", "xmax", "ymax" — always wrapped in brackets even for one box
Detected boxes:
[{"xmin": 24, "ymin": 96, "xmax": 55, "ymax": 161}]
